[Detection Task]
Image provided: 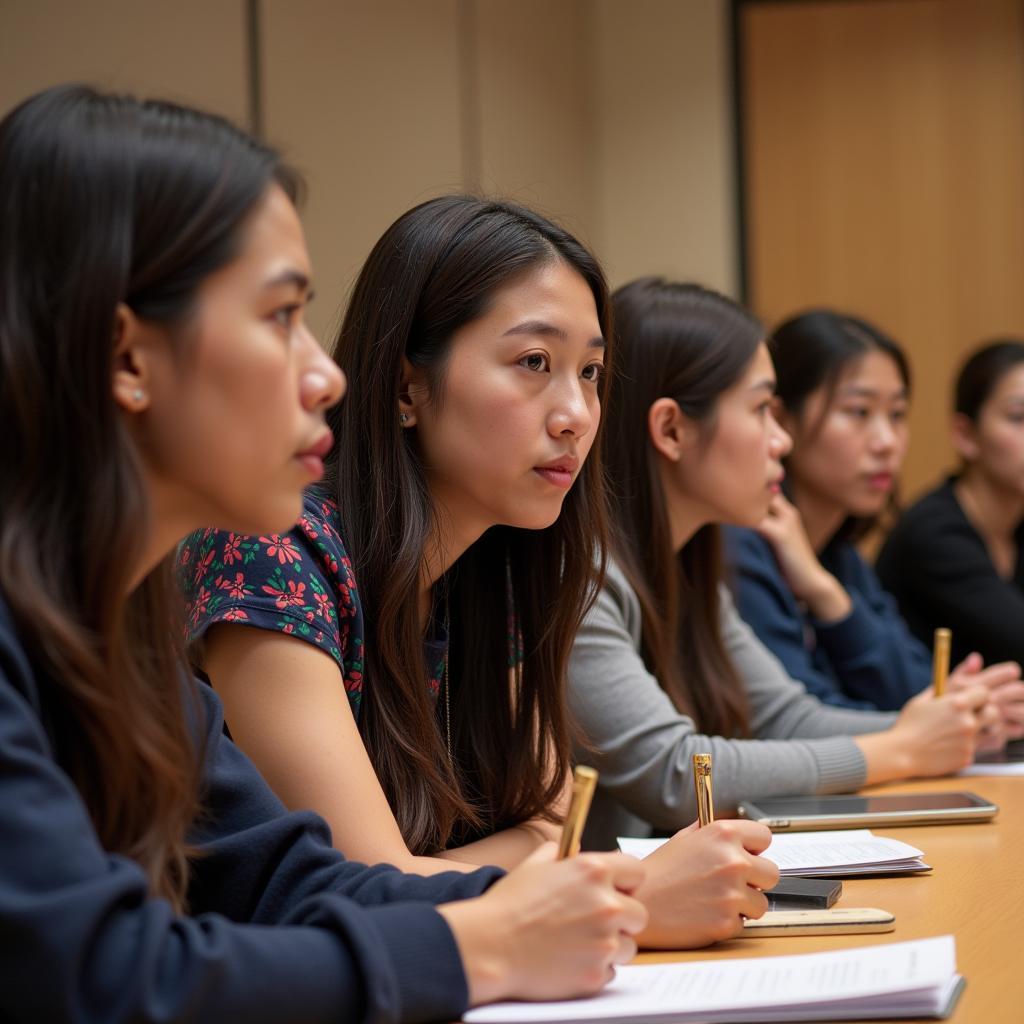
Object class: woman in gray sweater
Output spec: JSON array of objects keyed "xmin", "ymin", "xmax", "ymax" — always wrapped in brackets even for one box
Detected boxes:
[{"xmin": 571, "ymin": 280, "xmax": 998, "ymax": 850}]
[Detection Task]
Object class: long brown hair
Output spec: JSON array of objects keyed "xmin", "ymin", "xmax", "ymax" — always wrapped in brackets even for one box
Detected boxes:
[
  {"xmin": 326, "ymin": 196, "xmax": 612, "ymax": 853},
  {"xmin": 0, "ymin": 86, "xmax": 295, "ymax": 909},
  {"xmin": 606, "ymin": 279, "xmax": 761, "ymax": 738}
]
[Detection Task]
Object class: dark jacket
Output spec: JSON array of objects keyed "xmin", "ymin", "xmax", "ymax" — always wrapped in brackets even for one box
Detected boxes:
[{"xmin": 0, "ymin": 593, "xmax": 502, "ymax": 1023}]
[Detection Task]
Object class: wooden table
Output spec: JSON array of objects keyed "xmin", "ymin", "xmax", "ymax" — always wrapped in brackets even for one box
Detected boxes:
[{"xmin": 635, "ymin": 775, "xmax": 1023, "ymax": 1022}]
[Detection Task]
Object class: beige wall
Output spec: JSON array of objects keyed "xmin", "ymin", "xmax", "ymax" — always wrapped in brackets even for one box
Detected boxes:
[
  {"xmin": 0, "ymin": 0, "xmax": 249, "ymax": 125},
  {"xmin": 0, "ymin": 0, "xmax": 737, "ymax": 339},
  {"xmin": 592, "ymin": 0, "xmax": 738, "ymax": 295}
]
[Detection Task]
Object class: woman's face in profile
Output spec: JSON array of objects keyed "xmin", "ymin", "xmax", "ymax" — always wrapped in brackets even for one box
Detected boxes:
[
  {"xmin": 673, "ymin": 342, "xmax": 791, "ymax": 529},
  {"xmin": 129, "ymin": 185, "xmax": 346, "ymax": 539},
  {"xmin": 959, "ymin": 362, "xmax": 1024, "ymax": 496}
]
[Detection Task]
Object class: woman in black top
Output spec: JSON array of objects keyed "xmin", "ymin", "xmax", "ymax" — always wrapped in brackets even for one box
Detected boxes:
[
  {"xmin": 878, "ymin": 340, "xmax": 1024, "ymax": 673},
  {"xmin": 0, "ymin": 84, "xmax": 645, "ymax": 1023}
]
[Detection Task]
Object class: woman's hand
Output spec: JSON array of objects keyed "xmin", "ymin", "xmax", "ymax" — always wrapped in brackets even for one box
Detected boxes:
[
  {"xmin": 948, "ymin": 652, "xmax": 1024, "ymax": 746},
  {"xmin": 858, "ymin": 684, "xmax": 993, "ymax": 782},
  {"xmin": 756, "ymin": 493, "xmax": 852, "ymax": 623},
  {"xmin": 632, "ymin": 819, "xmax": 779, "ymax": 949},
  {"xmin": 439, "ymin": 842, "xmax": 647, "ymax": 1006}
]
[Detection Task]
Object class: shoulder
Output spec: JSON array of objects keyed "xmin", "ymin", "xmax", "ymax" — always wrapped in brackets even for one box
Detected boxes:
[
  {"xmin": 581, "ymin": 556, "xmax": 643, "ymax": 644},
  {"xmin": 723, "ymin": 526, "xmax": 775, "ymax": 571},
  {"xmin": 883, "ymin": 480, "xmax": 975, "ymax": 558},
  {"xmin": 178, "ymin": 490, "xmax": 364, "ymax": 681},
  {"xmin": 894, "ymin": 480, "xmax": 964, "ymax": 535},
  {"xmin": 0, "ymin": 592, "xmax": 40, "ymax": 713}
]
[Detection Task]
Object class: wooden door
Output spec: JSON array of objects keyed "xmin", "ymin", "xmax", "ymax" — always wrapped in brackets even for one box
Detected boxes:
[{"xmin": 739, "ymin": 0, "xmax": 1024, "ymax": 498}]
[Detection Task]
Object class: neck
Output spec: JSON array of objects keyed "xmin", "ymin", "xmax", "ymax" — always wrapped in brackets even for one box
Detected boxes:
[
  {"xmin": 789, "ymin": 479, "xmax": 847, "ymax": 553},
  {"xmin": 955, "ymin": 469, "xmax": 1024, "ymax": 547},
  {"xmin": 418, "ymin": 505, "xmax": 487, "ymax": 630},
  {"xmin": 128, "ymin": 478, "xmax": 197, "ymax": 593}
]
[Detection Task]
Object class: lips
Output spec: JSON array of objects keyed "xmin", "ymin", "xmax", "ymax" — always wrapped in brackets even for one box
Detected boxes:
[
  {"xmin": 866, "ymin": 471, "xmax": 894, "ymax": 491},
  {"xmin": 534, "ymin": 455, "xmax": 579, "ymax": 490},
  {"xmin": 299, "ymin": 430, "xmax": 334, "ymax": 460},
  {"xmin": 296, "ymin": 429, "xmax": 334, "ymax": 480}
]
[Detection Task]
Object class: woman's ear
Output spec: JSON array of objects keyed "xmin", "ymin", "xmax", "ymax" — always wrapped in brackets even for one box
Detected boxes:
[
  {"xmin": 647, "ymin": 397, "xmax": 696, "ymax": 463},
  {"xmin": 398, "ymin": 356, "xmax": 429, "ymax": 428},
  {"xmin": 111, "ymin": 303, "xmax": 153, "ymax": 413},
  {"xmin": 951, "ymin": 412, "xmax": 980, "ymax": 462}
]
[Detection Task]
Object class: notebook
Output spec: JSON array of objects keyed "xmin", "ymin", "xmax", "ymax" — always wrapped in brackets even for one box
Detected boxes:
[
  {"xmin": 618, "ymin": 829, "xmax": 929, "ymax": 877},
  {"xmin": 463, "ymin": 935, "xmax": 964, "ymax": 1023}
]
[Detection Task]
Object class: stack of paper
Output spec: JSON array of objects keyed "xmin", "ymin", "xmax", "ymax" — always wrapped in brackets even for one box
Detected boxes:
[
  {"xmin": 464, "ymin": 935, "xmax": 963, "ymax": 1023},
  {"xmin": 618, "ymin": 829, "xmax": 929, "ymax": 877}
]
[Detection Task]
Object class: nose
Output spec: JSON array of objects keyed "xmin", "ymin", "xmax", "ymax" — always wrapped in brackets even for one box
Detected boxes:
[
  {"xmin": 299, "ymin": 329, "xmax": 346, "ymax": 412},
  {"xmin": 547, "ymin": 375, "xmax": 595, "ymax": 439},
  {"xmin": 768, "ymin": 410, "xmax": 792, "ymax": 458},
  {"xmin": 869, "ymin": 413, "xmax": 896, "ymax": 453}
]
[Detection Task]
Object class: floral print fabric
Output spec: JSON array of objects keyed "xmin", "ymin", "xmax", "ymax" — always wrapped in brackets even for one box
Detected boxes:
[{"xmin": 179, "ymin": 490, "xmax": 367, "ymax": 714}]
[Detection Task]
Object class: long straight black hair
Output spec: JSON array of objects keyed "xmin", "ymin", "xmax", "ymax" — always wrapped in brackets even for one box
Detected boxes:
[
  {"xmin": 605, "ymin": 278, "xmax": 759, "ymax": 738},
  {"xmin": 326, "ymin": 196, "xmax": 613, "ymax": 853},
  {"xmin": 0, "ymin": 84, "xmax": 296, "ymax": 909}
]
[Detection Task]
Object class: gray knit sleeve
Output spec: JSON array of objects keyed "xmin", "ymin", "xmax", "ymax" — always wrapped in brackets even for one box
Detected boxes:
[{"xmin": 568, "ymin": 563, "xmax": 877, "ymax": 850}]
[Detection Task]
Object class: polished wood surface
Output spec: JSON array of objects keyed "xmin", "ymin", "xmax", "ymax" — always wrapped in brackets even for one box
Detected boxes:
[{"xmin": 636, "ymin": 774, "xmax": 1023, "ymax": 1021}]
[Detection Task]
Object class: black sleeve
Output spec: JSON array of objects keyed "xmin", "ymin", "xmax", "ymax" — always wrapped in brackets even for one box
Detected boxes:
[{"xmin": 0, "ymin": 634, "xmax": 501, "ymax": 1024}]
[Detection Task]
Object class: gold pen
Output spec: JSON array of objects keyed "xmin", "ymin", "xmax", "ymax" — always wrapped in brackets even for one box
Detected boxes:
[
  {"xmin": 693, "ymin": 753, "xmax": 714, "ymax": 827},
  {"xmin": 932, "ymin": 628, "xmax": 952, "ymax": 697},
  {"xmin": 557, "ymin": 765, "xmax": 598, "ymax": 859}
]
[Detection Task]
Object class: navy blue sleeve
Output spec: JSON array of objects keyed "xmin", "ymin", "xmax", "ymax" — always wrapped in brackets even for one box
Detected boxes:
[
  {"xmin": 0, "ymin": 620, "xmax": 501, "ymax": 1023},
  {"xmin": 724, "ymin": 527, "xmax": 878, "ymax": 710},
  {"xmin": 812, "ymin": 543, "xmax": 931, "ymax": 710}
]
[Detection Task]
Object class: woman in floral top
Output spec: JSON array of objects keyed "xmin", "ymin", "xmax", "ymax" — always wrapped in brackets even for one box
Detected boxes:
[{"xmin": 181, "ymin": 197, "xmax": 778, "ymax": 949}]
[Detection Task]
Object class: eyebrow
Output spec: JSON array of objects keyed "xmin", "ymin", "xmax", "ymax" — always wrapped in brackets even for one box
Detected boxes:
[
  {"xmin": 837, "ymin": 384, "xmax": 908, "ymax": 400},
  {"xmin": 748, "ymin": 378, "xmax": 776, "ymax": 393},
  {"xmin": 262, "ymin": 269, "xmax": 312, "ymax": 294},
  {"xmin": 503, "ymin": 319, "xmax": 605, "ymax": 349}
]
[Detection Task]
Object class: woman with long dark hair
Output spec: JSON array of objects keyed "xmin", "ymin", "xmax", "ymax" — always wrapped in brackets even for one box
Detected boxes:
[
  {"xmin": 725, "ymin": 310, "xmax": 1023, "ymax": 721},
  {"xmin": 569, "ymin": 279, "xmax": 998, "ymax": 859},
  {"xmin": 878, "ymin": 339, "xmax": 1024, "ymax": 668},
  {"xmin": 0, "ymin": 84, "xmax": 648, "ymax": 1022},
  {"xmin": 181, "ymin": 197, "xmax": 779, "ymax": 948}
]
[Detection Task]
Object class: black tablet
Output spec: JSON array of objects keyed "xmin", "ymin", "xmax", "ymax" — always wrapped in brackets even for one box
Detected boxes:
[{"xmin": 737, "ymin": 791, "xmax": 998, "ymax": 831}]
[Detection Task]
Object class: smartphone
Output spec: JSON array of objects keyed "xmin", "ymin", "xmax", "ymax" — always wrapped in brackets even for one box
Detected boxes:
[
  {"xmin": 741, "ymin": 907, "xmax": 895, "ymax": 937},
  {"xmin": 737, "ymin": 791, "xmax": 997, "ymax": 831},
  {"xmin": 765, "ymin": 877, "xmax": 842, "ymax": 910}
]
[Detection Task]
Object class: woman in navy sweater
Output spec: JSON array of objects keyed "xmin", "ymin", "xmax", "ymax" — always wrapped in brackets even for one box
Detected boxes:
[
  {"xmin": 0, "ymin": 85, "xmax": 646, "ymax": 1023},
  {"xmin": 725, "ymin": 311, "xmax": 1023, "ymax": 733}
]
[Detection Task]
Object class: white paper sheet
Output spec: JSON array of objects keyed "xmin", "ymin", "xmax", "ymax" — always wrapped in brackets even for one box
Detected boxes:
[
  {"xmin": 463, "ymin": 936, "xmax": 961, "ymax": 1023},
  {"xmin": 618, "ymin": 829, "xmax": 928, "ymax": 876}
]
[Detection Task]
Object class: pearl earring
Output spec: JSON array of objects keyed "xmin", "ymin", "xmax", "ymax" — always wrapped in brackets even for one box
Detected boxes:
[
  {"xmin": 399, "ymin": 412, "xmax": 410, "ymax": 425},
  {"xmin": 133, "ymin": 389, "xmax": 145, "ymax": 403}
]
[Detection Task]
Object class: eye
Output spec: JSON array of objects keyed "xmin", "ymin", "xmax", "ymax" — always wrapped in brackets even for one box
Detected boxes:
[
  {"xmin": 844, "ymin": 406, "xmax": 870, "ymax": 420},
  {"xmin": 519, "ymin": 352, "xmax": 549, "ymax": 373},
  {"xmin": 756, "ymin": 400, "xmax": 771, "ymax": 415},
  {"xmin": 581, "ymin": 362, "xmax": 604, "ymax": 383},
  {"xmin": 891, "ymin": 407, "xmax": 908, "ymax": 423},
  {"xmin": 269, "ymin": 304, "xmax": 302, "ymax": 331}
]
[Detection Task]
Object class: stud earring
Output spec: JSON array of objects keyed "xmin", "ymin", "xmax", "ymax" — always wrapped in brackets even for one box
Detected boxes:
[
  {"xmin": 399, "ymin": 412, "xmax": 410, "ymax": 425},
  {"xmin": 133, "ymin": 389, "xmax": 145, "ymax": 403}
]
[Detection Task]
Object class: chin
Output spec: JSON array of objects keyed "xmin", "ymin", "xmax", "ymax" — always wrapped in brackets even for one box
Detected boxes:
[{"xmin": 246, "ymin": 497, "xmax": 304, "ymax": 537}]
